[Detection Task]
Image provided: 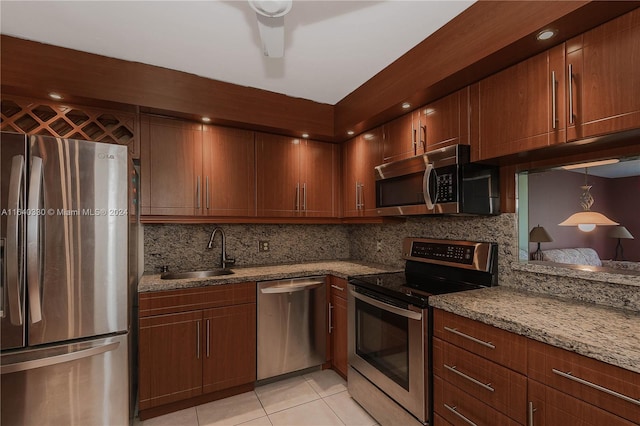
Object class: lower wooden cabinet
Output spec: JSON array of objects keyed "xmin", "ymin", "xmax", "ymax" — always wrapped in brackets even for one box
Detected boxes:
[
  {"xmin": 528, "ymin": 379, "xmax": 636, "ymax": 426},
  {"xmin": 138, "ymin": 283, "xmax": 256, "ymax": 419},
  {"xmin": 329, "ymin": 276, "xmax": 348, "ymax": 378},
  {"xmin": 433, "ymin": 308, "xmax": 640, "ymax": 426}
]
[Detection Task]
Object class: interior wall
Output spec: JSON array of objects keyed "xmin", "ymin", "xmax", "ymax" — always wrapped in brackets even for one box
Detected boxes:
[{"xmin": 528, "ymin": 170, "xmax": 640, "ymax": 261}]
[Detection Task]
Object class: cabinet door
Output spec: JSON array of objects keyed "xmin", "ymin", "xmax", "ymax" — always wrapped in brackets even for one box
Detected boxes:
[
  {"xmin": 330, "ymin": 293, "xmax": 348, "ymax": 379},
  {"xmin": 138, "ymin": 311, "xmax": 203, "ymax": 410},
  {"xmin": 567, "ymin": 9, "xmax": 640, "ymax": 141},
  {"xmin": 140, "ymin": 115, "xmax": 203, "ymax": 215},
  {"xmin": 383, "ymin": 112, "xmax": 417, "ymax": 163},
  {"xmin": 202, "ymin": 303, "xmax": 256, "ymax": 394},
  {"xmin": 300, "ymin": 140, "xmax": 338, "ymax": 217},
  {"xmin": 424, "ymin": 88, "xmax": 470, "ymax": 151},
  {"xmin": 202, "ymin": 126, "xmax": 255, "ymax": 216},
  {"xmin": 472, "ymin": 44, "xmax": 566, "ymax": 161},
  {"xmin": 342, "ymin": 129, "xmax": 381, "ymax": 217},
  {"xmin": 528, "ymin": 379, "xmax": 636, "ymax": 426},
  {"xmin": 256, "ymin": 133, "xmax": 300, "ymax": 217}
]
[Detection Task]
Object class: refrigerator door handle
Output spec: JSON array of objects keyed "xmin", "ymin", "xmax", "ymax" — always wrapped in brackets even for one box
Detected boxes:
[
  {"xmin": 1, "ymin": 341, "xmax": 120, "ymax": 374},
  {"xmin": 26, "ymin": 156, "xmax": 44, "ymax": 323},
  {"xmin": 6, "ymin": 155, "xmax": 25, "ymax": 326}
]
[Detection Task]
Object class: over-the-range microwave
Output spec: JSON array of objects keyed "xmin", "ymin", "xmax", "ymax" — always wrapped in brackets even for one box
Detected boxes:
[{"xmin": 374, "ymin": 144, "xmax": 500, "ymax": 216}]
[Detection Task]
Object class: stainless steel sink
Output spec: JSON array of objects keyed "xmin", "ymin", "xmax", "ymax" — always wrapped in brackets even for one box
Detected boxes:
[{"xmin": 160, "ymin": 269, "xmax": 234, "ymax": 280}]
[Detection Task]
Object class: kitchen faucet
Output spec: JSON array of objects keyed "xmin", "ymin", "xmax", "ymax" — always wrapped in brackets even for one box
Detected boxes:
[{"xmin": 207, "ymin": 227, "xmax": 235, "ymax": 269}]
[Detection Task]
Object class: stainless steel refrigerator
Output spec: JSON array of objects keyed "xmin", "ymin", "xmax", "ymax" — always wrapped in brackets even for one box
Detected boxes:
[{"xmin": 1, "ymin": 133, "xmax": 135, "ymax": 426}]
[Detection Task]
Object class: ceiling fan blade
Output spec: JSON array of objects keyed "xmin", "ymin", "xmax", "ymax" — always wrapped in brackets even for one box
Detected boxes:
[{"xmin": 255, "ymin": 13, "xmax": 285, "ymax": 58}]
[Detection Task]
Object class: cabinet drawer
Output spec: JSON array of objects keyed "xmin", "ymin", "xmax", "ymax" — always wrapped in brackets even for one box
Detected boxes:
[
  {"xmin": 529, "ymin": 379, "xmax": 636, "ymax": 426},
  {"xmin": 433, "ymin": 375, "xmax": 520, "ymax": 426},
  {"xmin": 433, "ymin": 338, "xmax": 526, "ymax": 424},
  {"xmin": 433, "ymin": 309, "xmax": 527, "ymax": 373},
  {"xmin": 139, "ymin": 282, "xmax": 256, "ymax": 317},
  {"xmin": 528, "ymin": 339, "xmax": 640, "ymax": 424},
  {"xmin": 329, "ymin": 276, "xmax": 348, "ymax": 298}
]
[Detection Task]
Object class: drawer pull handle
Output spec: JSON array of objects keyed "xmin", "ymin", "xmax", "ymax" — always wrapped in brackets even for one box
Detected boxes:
[
  {"xmin": 444, "ymin": 403, "xmax": 478, "ymax": 426},
  {"xmin": 331, "ymin": 284, "xmax": 344, "ymax": 291},
  {"xmin": 444, "ymin": 364, "xmax": 495, "ymax": 392},
  {"xmin": 552, "ymin": 369, "xmax": 640, "ymax": 406},
  {"xmin": 444, "ymin": 326, "xmax": 496, "ymax": 349}
]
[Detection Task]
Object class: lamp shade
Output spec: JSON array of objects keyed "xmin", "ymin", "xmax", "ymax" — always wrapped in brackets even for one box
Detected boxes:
[
  {"xmin": 558, "ymin": 211, "xmax": 619, "ymax": 227},
  {"xmin": 608, "ymin": 225, "xmax": 634, "ymax": 239},
  {"xmin": 529, "ymin": 225, "xmax": 553, "ymax": 243}
]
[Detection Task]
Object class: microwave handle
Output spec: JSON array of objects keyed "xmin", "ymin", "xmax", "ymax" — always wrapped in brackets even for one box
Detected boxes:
[{"xmin": 422, "ymin": 163, "xmax": 436, "ymax": 210}]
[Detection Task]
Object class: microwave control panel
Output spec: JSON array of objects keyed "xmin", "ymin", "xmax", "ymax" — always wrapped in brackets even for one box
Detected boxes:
[{"xmin": 435, "ymin": 170, "xmax": 458, "ymax": 203}]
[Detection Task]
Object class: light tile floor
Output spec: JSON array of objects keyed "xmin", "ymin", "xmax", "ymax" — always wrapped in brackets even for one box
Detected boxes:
[{"xmin": 136, "ymin": 369, "xmax": 378, "ymax": 426}]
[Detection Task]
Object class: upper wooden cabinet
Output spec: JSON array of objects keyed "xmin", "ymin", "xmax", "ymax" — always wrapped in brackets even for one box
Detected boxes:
[
  {"xmin": 471, "ymin": 44, "xmax": 566, "ymax": 161},
  {"xmin": 566, "ymin": 8, "xmax": 640, "ymax": 141},
  {"xmin": 140, "ymin": 115, "xmax": 256, "ymax": 217},
  {"xmin": 342, "ymin": 127, "xmax": 383, "ymax": 217},
  {"xmin": 423, "ymin": 88, "xmax": 470, "ymax": 151},
  {"xmin": 256, "ymin": 133, "xmax": 338, "ymax": 217},
  {"xmin": 382, "ymin": 110, "xmax": 425, "ymax": 163},
  {"xmin": 202, "ymin": 126, "xmax": 255, "ymax": 216},
  {"xmin": 140, "ymin": 115, "xmax": 203, "ymax": 216}
]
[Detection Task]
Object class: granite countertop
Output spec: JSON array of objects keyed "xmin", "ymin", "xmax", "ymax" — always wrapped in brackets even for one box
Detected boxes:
[
  {"xmin": 430, "ymin": 286, "xmax": 640, "ymax": 374},
  {"xmin": 138, "ymin": 260, "xmax": 402, "ymax": 292}
]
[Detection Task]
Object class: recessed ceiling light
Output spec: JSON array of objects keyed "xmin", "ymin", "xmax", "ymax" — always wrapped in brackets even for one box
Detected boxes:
[
  {"xmin": 48, "ymin": 92, "xmax": 63, "ymax": 100},
  {"xmin": 401, "ymin": 102, "xmax": 411, "ymax": 109},
  {"xmin": 201, "ymin": 117, "xmax": 211, "ymax": 123},
  {"xmin": 536, "ymin": 29, "xmax": 557, "ymax": 41},
  {"xmin": 347, "ymin": 130, "xmax": 355, "ymax": 136},
  {"xmin": 301, "ymin": 133, "xmax": 309, "ymax": 138},
  {"xmin": 363, "ymin": 133, "xmax": 375, "ymax": 141}
]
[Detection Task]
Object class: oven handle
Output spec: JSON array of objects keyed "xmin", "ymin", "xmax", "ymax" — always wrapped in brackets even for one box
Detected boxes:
[{"xmin": 350, "ymin": 289, "xmax": 422, "ymax": 321}]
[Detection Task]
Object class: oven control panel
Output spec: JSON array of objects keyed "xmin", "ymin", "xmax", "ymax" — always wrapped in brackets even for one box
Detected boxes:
[
  {"xmin": 402, "ymin": 237, "xmax": 496, "ymax": 272},
  {"xmin": 409, "ymin": 241, "xmax": 474, "ymax": 265}
]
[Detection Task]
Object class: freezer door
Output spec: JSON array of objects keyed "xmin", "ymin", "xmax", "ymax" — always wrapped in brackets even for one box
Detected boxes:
[
  {"xmin": 28, "ymin": 136, "xmax": 128, "ymax": 345},
  {"xmin": 1, "ymin": 333, "xmax": 129, "ymax": 426},
  {"xmin": 1, "ymin": 132, "xmax": 27, "ymax": 350}
]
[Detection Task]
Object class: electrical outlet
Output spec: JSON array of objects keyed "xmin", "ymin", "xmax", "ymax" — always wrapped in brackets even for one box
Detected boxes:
[
  {"xmin": 259, "ymin": 241, "xmax": 270, "ymax": 252},
  {"xmin": 376, "ymin": 240, "xmax": 382, "ymax": 252}
]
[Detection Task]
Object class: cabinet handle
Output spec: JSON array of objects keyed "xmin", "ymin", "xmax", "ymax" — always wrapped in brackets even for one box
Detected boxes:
[
  {"xmin": 444, "ymin": 326, "xmax": 495, "ymax": 349},
  {"xmin": 196, "ymin": 321, "xmax": 201, "ymax": 359},
  {"xmin": 302, "ymin": 183, "xmax": 307, "ymax": 211},
  {"xmin": 295, "ymin": 183, "xmax": 300, "ymax": 211},
  {"xmin": 355, "ymin": 181, "xmax": 359, "ymax": 210},
  {"xmin": 444, "ymin": 404, "xmax": 478, "ymax": 426},
  {"xmin": 205, "ymin": 176, "xmax": 210, "ymax": 210},
  {"xmin": 551, "ymin": 70, "xmax": 557, "ymax": 130},
  {"xmin": 331, "ymin": 284, "xmax": 344, "ymax": 291},
  {"xmin": 528, "ymin": 401, "xmax": 536, "ymax": 426},
  {"xmin": 568, "ymin": 64, "xmax": 575, "ymax": 125},
  {"xmin": 196, "ymin": 176, "xmax": 201, "ymax": 209},
  {"xmin": 206, "ymin": 319, "xmax": 210, "ymax": 358},
  {"xmin": 328, "ymin": 302, "xmax": 333, "ymax": 333},
  {"xmin": 412, "ymin": 128, "xmax": 417, "ymax": 155},
  {"xmin": 420, "ymin": 123, "xmax": 426, "ymax": 151},
  {"xmin": 358, "ymin": 183, "xmax": 364, "ymax": 210},
  {"xmin": 552, "ymin": 368, "xmax": 640, "ymax": 406},
  {"xmin": 443, "ymin": 364, "xmax": 495, "ymax": 392}
]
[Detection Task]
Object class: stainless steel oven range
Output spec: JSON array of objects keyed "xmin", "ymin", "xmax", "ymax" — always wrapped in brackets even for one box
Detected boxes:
[{"xmin": 347, "ymin": 237, "xmax": 498, "ymax": 426}]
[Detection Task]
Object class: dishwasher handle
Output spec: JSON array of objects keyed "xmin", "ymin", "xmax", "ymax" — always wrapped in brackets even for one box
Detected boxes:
[{"xmin": 259, "ymin": 279, "xmax": 324, "ymax": 294}]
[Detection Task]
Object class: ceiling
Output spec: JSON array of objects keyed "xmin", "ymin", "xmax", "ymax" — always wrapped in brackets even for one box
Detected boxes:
[{"xmin": 0, "ymin": 1, "xmax": 474, "ymax": 105}]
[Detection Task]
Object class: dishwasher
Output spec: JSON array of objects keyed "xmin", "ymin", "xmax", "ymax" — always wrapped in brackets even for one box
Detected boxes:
[{"xmin": 257, "ymin": 276, "xmax": 327, "ymax": 380}]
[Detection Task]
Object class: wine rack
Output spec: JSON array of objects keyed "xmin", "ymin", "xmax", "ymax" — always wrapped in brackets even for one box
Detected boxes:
[{"xmin": 0, "ymin": 95, "xmax": 139, "ymax": 158}]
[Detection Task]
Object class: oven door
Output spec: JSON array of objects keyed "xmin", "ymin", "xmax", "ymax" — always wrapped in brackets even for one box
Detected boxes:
[{"xmin": 348, "ymin": 285, "xmax": 427, "ymax": 423}]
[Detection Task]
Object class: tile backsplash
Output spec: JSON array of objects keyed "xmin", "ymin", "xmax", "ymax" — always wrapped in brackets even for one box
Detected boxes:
[{"xmin": 143, "ymin": 214, "xmax": 637, "ymax": 311}]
